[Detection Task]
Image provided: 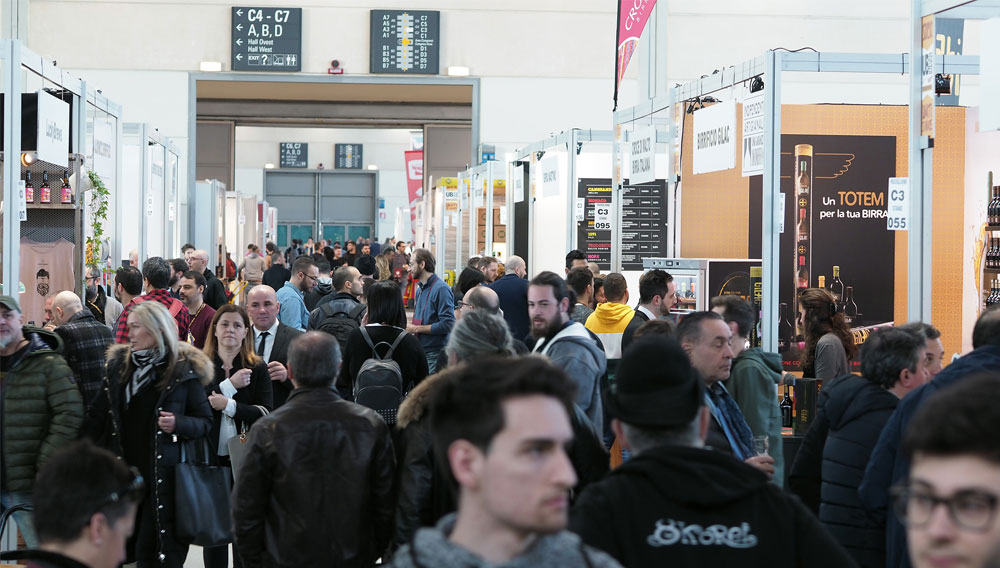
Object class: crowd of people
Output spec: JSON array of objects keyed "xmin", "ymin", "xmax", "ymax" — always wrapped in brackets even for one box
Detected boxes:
[{"xmin": 2, "ymin": 243, "xmax": 1000, "ymax": 568}]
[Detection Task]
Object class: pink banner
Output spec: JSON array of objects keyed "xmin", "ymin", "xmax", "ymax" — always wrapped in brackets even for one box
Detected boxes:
[
  {"xmin": 616, "ymin": 0, "xmax": 656, "ymax": 102},
  {"xmin": 404, "ymin": 150, "xmax": 423, "ymax": 241}
]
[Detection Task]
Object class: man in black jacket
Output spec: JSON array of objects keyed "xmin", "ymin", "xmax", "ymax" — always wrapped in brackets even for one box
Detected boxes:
[
  {"xmin": 621, "ymin": 269, "xmax": 674, "ymax": 352},
  {"xmin": 246, "ymin": 285, "xmax": 302, "ymax": 409},
  {"xmin": 570, "ymin": 335, "xmax": 856, "ymax": 568},
  {"xmin": 789, "ymin": 327, "xmax": 929, "ymax": 567},
  {"xmin": 189, "ymin": 249, "xmax": 228, "ymax": 310},
  {"xmin": 261, "ymin": 253, "xmax": 291, "ymax": 292},
  {"xmin": 234, "ymin": 332, "xmax": 395, "ymax": 568}
]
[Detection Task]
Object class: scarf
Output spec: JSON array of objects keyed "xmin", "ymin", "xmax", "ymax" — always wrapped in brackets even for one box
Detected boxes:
[
  {"xmin": 705, "ymin": 382, "xmax": 756, "ymax": 460},
  {"xmin": 126, "ymin": 348, "xmax": 164, "ymax": 406}
]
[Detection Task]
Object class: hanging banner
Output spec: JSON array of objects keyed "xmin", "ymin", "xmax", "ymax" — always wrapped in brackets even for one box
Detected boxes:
[
  {"xmin": 614, "ymin": 0, "xmax": 657, "ymax": 111},
  {"xmin": 629, "ymin": 125, "xmax": 656, "ymax": 184},
  {"xmin": 36, "ymin": 90, "xmax": 69, "ymax": 168},
  {"xmin": 693, "ymin": 99, "xmax": 736, "ymax": 174},
  {"xmin": 540, "ymin": 154, "xmax": 561, "ymax": 198},
  {"xmin": 742, "ymin": 91, "xmax": 765, "ymax": 177},
  {"xmin": 92, "ymin": 120, "xmax": 116, "ymax": 181},
  {"xmin": 921, "ymin": 15, "xmax": 935, "ymax": 137},
  {"xmin": 404, "ymin": 150, "xmax": 423, "ymax": 240}
]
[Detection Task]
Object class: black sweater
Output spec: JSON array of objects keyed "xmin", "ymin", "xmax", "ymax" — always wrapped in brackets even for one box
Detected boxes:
[{"xmin": 336, "ymin": 324, "xmax": 428, "ymax": 399}]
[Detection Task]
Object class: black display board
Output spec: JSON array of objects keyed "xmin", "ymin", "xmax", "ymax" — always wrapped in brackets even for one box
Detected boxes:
[
  {"xmin": 370, "ymin": 10, "xmax": 440, "ymax": 74},
  {"xmin": 335, "ymin": 144, "xmax": 363, "ymax": 169},
  {"xmin": 231, "ymin": 7, "xmax": 302, "ymax": 71},
  {"xmin": 279, "ymin": 143, "xmax": 307, "ymax": 168},
  {"xmin": 776, "ymin": 134, "xmax": 896, "ymax": 372},
  {"xmin": 576, "ymin": 178, "xmax": 668, "ymax": 272}
]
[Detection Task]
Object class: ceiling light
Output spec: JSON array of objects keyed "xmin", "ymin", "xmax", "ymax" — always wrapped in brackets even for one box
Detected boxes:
[
  {"xmin": 367, "ymin": 164, "xmax": 378, "ymax": 170},
  {"xmin": 447, "ymin": 66, "xmax": 470, "ymax": 77},
  {"xmin": 200, "ymin": 61, "xmax": 223, "ymax": 72},
  {"xmin": 264, "ymin": 163, "xmax": 275, "ymax": 169}
]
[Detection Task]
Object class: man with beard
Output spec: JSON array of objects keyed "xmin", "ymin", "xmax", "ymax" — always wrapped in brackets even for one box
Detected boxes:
[
  {"xmin": 621, "ymin": 269, "xmax": 676, "ymax": 352},
  {"xmin": 168, "ymin": 258, "xmax": 188, "ymax": 299},
  {"xmin": 110, "ymin": 266, "xmax": 142, "ymax": 331},
  {"xmin": 177, "ymin": 271, "xmax": 215, "ymax": 349},
  {"xmin": 529, "ymin": 271, "xmax": 608, "ymax": 440},
  {"xmin": 405, "ymin": 249, "xmax": 454, "ymax": 374}
]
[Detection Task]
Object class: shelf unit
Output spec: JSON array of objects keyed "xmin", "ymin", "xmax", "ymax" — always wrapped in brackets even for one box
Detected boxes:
[{"xmin": 984, "ymin": 179, "xmax": 999, "ymax": 308}]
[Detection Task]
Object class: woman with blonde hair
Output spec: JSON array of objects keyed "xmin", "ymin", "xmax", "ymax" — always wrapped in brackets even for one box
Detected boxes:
[
  {"xmin": 201, "ymin": 303, "xmax": 272, "ymax": 568},
  {"xmin": 797, "ymin": 288, "xmax": 857, "ymax": 379},
  {"xmin": 83, "ymin": 301, "xmax": 214, "ymax": 568}
]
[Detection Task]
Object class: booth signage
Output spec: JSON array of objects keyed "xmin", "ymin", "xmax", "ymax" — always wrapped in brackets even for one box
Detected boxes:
[
  {"xmin": 17, "ymin": 180, "xmax": 27, "ymax": 221},
  {"xmin": 577, "ymin": 178, "xmax": 668, "ymax": 271},
  {"xmin": 168, "ymin": 202, "xmax": 176, "ymax": 222},
  {"xmin": 279, "ymin": 143, "xmax": 307, "ymax": 168},
  {"xmin": 886, "ymin": 177, "xmax": 909, "ymax": 231},
  {"xmin": 92, "ymin": 120, "xmax": 115, "ymax": 180},
  {"xmin": 575, "ymin": 197, "xmax": 586, "ymax": 221},
  {"xmin": 36, "ymin": 90, "xmax": 69, "ymax": 168},
  {"xmin": 513, "ymin": 172, "xmax": 525, "ymax": 203},
  {"xmin": 982, "ymin": 18, "xmax": 1000, "ymax": 132},
  {"xmin": 693, "ymin": 99, "xmax": 736, "ymax": 174},
  {"xmin": 742, "ymin": 91, "xmax": 765, "ymax": 177},
  {"xmin": 335, "ymin": 143, "xmax": 363, "ymax": 169},
  {"xmin": 593, "ymin": 202, "xmax": 613, "ymax": 230},
  {"xmin": 231, "ymin": 7, "xmax": 302, "ymax": 72},
  {"xmin": 629, "ymin": 125, "xmax": 656, "ymax": 184},
  {"xmin": 540, "ymin": 155, "xmax": 561, "ymax": 198},
  {"xmin": 921, "ymin": 15, "xmax": 935, "ymax": 137},
  {"xmin": 370, "ymin": 10, "xmax": 440, "ymax": 74}
]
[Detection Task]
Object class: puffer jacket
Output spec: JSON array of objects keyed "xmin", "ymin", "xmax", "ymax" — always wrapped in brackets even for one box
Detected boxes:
[
  {"xmin": 1, "ymin": 326, "xmax": 82, "ymax": 493},
  {"xmin": 392, "ymin": 366, "xmax": 610, "ymax": 551},
  {"xmin": 819, "ymin": 374, "xmax": 898, "ymax": 568},
  {"xmin": 82, "ymin": 342, "xmax": 214, "ymax": 561},
  {"xmin": 233, "ymin": 386, "xmax": 396, "ymax": 568},
  {"xmin": 726, "ymin": 348, "xmax": 787, "ymax": 487}
]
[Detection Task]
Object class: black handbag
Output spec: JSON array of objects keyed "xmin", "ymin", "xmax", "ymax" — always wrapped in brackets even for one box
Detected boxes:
[{"xmin": 174, "ymin": 439, "xmax": 233, "ymax": 547}]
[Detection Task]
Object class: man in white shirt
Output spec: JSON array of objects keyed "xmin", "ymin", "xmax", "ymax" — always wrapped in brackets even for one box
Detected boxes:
[{"xmin": 246, "ymin": 285, "xmax": 303, "ymax": 408}]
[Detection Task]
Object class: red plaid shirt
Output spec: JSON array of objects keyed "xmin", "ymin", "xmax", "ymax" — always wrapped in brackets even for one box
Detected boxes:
[{"xmin": 113, "ymin": 288, "xmax": 191, "ymax": 343}]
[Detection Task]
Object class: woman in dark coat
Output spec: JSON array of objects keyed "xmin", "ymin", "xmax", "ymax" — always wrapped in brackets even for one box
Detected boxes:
[
  {"xmin": 83, "ymin": 301, "xmax": 214, "ymax": 568},
  {"xmin": 201, "ymin": 304, "xmax": 273, "ymax": 568}
]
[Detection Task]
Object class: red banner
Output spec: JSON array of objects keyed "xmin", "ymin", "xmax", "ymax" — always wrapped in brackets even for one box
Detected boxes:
[
  {"xmin": 404, "ymin": 150, "xmax": 423, "ymax": 241},
  {"xmin": 614, "ymin": 0, "xmax": 656, "ymax": 110}
]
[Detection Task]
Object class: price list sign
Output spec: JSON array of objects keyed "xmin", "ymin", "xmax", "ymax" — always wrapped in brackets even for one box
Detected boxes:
[
  {"xmin": 576, "ymin": 178, "xmax": 668, "ymax": 271},
  {"xmin": 335, "ymin": 144, "xmax": 363, "ymax": 169},
  {"xmin": 279, "ymin": 143, "xmax": 307, "ymax": 168},
  {"xmin": 370, "ymin": 10, "xmax": 440, "ymax": 74},
  {"xmin": 232, "ymin": 7, "xmax": 302, "ymax": 71}
]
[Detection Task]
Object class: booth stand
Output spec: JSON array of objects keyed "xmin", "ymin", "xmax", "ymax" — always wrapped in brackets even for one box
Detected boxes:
[
  {"xmin": 452, "ymin": 160, "xmax": 506, "ymax": 274},
  {"xmin": 83, "ymin": 87, "xmax": 122, "ymax": 285},
  {"xmin": 121, "ymin": 123, "xmax": 182, "ymax": 264}
]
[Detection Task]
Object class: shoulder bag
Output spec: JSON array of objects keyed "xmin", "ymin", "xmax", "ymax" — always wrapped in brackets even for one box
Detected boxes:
[{"xmin": 174, "ymin": 438, "xmax": 233, "ymax": 547}]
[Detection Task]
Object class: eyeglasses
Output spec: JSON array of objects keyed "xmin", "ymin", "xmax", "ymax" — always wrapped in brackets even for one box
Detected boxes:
[
  {"xmin": 455, "ymin": 301, "xmax": 468, "ymax": 309},
  {"xmin": 892, "ymin": 484, "xmax": 999, "ymax": 532},
  {"xmin": 303, "ymin": 273, "xmax": 318, "ymax": 282}
]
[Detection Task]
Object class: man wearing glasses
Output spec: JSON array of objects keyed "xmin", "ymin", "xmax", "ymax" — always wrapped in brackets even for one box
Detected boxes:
[
  {"xmin": 276, "ymin": 256, "xmax": 319, "ymax": 331},
  {"xmin": 894, "ymin": 374, "xmax": 1000, "ymax": 568},
  {"xmin": 0, "ymin": 441, "xmax": 143, "ymax": 568}
]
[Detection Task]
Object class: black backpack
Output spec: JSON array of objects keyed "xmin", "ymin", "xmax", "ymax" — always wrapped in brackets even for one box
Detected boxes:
[
  {"xmin": 316, "ymin": 302, "xmax": 367, "ymax": 354},
  {"xmin": 354, "ymin": 326, "xmax": 407, "ymax": 424}
]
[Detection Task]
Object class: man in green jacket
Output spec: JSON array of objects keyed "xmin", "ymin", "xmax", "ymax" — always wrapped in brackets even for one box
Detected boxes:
[
  {"xmin": 711, "ymin": 295, "xmax": 788, "ymax": 486},
  {"xmin": 0, "ymin": 295, "xmax": 82, "ymax": 546}
]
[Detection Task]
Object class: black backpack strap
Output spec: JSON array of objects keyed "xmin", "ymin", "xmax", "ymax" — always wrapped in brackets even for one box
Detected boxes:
[
  {"xmin": 348, "ymin": 303, "xmax": 367, "ymax": 321},
  {"xmin": 320, "ymin": 302, "xmax": 336, "ymax": 318},
  {"xmin": 384, "ymin": 329, "xmax": 407, "ymax": 359},
  {"xmin": 360, "ymin": 326, "xmax": 377, "ymax": 353}
]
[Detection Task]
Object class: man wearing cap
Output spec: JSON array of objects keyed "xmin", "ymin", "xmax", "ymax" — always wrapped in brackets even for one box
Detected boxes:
[
  {"xmin": 569, "ymin": 335, "xmax": 856, "ymax": 567},
  {"xmin": 0, "ymin": 295, "xmax": 83, "ymax": 548}
]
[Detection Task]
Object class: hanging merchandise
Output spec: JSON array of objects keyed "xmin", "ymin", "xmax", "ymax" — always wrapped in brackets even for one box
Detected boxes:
[{"xmin": 19, "ymin": 238, "xmax": 76, "ymax": 326}]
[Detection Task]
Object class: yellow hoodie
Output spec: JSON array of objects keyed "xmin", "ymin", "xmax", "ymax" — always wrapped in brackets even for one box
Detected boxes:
[{"xmin": 584, "ymin": 302, "xmax": 635, "ymax": 361}]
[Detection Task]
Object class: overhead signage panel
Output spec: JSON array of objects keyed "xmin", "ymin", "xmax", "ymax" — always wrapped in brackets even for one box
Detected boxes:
[
  {"xmin": 693, "ymin": 99, "xmax": 736, "ymax": 175},
  {"xmin": 232, "ymin": 7, "xmax": 302, "ymax": 72},
  {"xmin": 629, "ymin": 125, "xmax": 656, "ymax": 185},
  {"xmin": 335, "ymin": 143, "xmax": 363, "ymax": 169},
  {"xmin": 279, "ymin": 143, "xmax": 307, "ymax": 168},
  {"xmin": 370, "ymin": 10, "xmax": 440, "ymax": 74},
  {"xmin": 36, "ymin": 90, "xmax": 69, "ymax": 168}
]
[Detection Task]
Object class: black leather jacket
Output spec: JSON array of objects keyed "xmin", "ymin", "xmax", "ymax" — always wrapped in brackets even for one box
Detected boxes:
[{"xmin": 233, "ymin": 386, "xmax": 396, "ymax": 568}]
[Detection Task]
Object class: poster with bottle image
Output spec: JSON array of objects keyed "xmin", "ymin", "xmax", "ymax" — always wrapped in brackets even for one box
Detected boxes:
[{"xmin": 776, "ymin": 135, "xmax": 897, "ymax": 372}]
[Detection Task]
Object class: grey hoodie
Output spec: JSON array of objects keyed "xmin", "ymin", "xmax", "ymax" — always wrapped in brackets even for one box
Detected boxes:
[
  {"xmin": 533, "ymin": 321, "xmax": 608, "ymax": 437},
  {"xmin": 387, "ymin": 514, "xmax": 621, "ymax": 568}
]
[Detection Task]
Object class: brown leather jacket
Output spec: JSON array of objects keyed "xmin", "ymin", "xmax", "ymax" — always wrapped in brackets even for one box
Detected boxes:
[{"xmin": 233, "ymin": 386, "xmax": 396, "ymax": 567}]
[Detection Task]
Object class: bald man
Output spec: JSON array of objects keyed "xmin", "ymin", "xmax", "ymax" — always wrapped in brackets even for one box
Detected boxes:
[
  {"xmin": 51, "ymin": 290, "xmax": 113, "ymax": 412},
  {"xmin": 246, "ymin": 285, "xmax": 303, "ymax": 408},
  {"xmin": 489, "ymin": 255, "xmax": 531, "ymax": 341},
  {"xmin": 187, "ymin": 248, "xmax": 228, "ymax": 310}
]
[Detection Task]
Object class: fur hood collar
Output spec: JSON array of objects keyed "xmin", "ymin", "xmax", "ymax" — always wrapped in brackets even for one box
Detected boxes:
[
  {"xmin": 397, "ymin": 367, "xmax": 461, "ymax": 428},
  {"xmin": 106, "ymin": 342, "xmax": 215, "ymax": 387}
]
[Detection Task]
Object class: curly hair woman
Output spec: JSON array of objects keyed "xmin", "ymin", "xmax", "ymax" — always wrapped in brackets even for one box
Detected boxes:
[{"xmin": 797, "ymin": 288, "xmax": 857, "ymax": 379}]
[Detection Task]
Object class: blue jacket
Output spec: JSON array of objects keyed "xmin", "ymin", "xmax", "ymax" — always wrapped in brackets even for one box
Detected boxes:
[
  {"xmin": 489, "ymin": 273, "xmax": 530, "ymax": 342},
  {"xmin": 859, "ymin": 344, "xmax": 1000, "ymax": 568},
  {"xmin": 413, "ymin": 273, "xmax": 455, "ymax": 352}
]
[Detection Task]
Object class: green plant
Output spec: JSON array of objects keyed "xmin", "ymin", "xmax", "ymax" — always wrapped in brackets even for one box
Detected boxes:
[{"xmin": 86, "ymin": 170, "xmax": 111, "ymax": 271}]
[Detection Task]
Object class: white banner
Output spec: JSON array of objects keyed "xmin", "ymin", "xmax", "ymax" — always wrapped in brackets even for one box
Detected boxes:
[
  {"xmin": 36, "ymin": 90, "xmax": 69, "ymax": 167},
  {"xmin": 693, "ymin": 99, "xmax": 736, "ymax": 174},
  {"xmin": 981, "ymin": 18, "xmax": 1000, "ymax": 131},
  {"xmin": 886, "ymin": 177, "xmax": 909, "ymax": 231},
  {"xmin": 540, "ymin": 155, "xmax": 561, "ymax": 198},
  {"xmin": 92, "ymin": 120, "xmax": 116, "ymax": 181},
  {"xmin": 741, "ymin": 92, "xmax": 765, "ymax": 177},
  {"xmin": 629, "ymin": 125, "xmax": 656, "ymax": 184}
]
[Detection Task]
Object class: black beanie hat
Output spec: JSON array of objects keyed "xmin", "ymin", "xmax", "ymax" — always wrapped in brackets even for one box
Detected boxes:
[{"xmin": 605, "ymin": 335, "xmax": 704, "ymax": 428}]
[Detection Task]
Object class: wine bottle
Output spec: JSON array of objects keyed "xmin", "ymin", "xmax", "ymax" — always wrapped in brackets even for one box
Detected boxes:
[
  {"xmin": 778, "ymin": 302, "xmax": 793, "ymax": 352},
  {"xmin": 818, "ymin": 275, "xmax": 826, "ymax": 289},
  {"xmin": 793, "ymin": 144, "xmax": 813, "ymax": 340},
  {"xmin": 780, "ymin": 386, "xmax": 794, "ymax": 428},
  {"xmin": 39, "ymin": 170, "xmax": 51, "ymax": 204},
  {"xmin": 844, "ymin": 286, "xmax": 859, "ymax": 326},
  {"xmin": 989, "ymin": 186, "xmax": 995, "ymax": 225},
  {"xmin": 24, "ymin": 171, "xmax": 33, "ymax": 204},
  {"xmin": 830, "ymin": 265, "xmax": 845, "ymax": 304},
  {"xmin": 60, "ymin": 170, "xmax": 73, "ymax": 204},
  {"xmin": 797, "ymin": 208, "xmax": 809, "ymax": 241}
]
